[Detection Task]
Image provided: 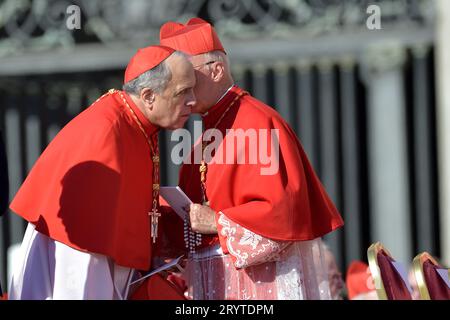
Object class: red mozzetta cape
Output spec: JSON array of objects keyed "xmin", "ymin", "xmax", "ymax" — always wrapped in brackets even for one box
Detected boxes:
[
  {"xmin": 10, "ymin": 90, "xmax": 159, "ymax": 271},
  {"xmin": 179, "ymin": 86, "xmax": 344, "ymax": 247}
]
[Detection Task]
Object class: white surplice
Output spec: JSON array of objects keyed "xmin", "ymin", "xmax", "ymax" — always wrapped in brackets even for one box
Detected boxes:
[
  {"xmin": 8, "ymin": 223, "xmax": 135, "ymax": 300},
  {"xmin": 185, "ymin": 213, "xmax": 332, "ymax": 300}
]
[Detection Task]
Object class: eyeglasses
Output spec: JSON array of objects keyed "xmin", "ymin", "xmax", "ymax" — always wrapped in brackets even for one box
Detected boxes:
[{"xmin": 193, "ymin": 60, "xmax": 216, "ymax": 69}]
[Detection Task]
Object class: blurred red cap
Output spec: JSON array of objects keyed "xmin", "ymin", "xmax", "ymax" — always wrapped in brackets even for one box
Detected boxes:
[
  {"xmin": 346, "ymin": 260, "xmax": 375, "ymax": 299},
  {"xmin": 124, "ymin": 45, "xmax": 175, "ymax": 84}
]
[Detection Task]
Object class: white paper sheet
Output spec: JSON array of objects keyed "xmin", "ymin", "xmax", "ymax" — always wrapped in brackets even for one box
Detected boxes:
[
  {"xmin": 160, "ymin": 186, "xmax": 192, "ymax": 219},
  {"xmin": 391, "ymin": 260, "xmax": 413, "ymax": 293},
  {"xmin": 130, "ymin": 255, "xmax": 184, "ymax": 285},
  {"xmin": 436, "ymin": 268, "xmax": 450, "ymax": 288}
]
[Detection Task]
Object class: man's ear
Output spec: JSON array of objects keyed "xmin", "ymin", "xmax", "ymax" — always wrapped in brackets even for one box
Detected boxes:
[
  {"xmin": 140, "ymin": 88, "xmax": 156, "ymax": 109},
  {"xmin": 211, "ymin": 61, "xmax": 225, "ymax": 83}
]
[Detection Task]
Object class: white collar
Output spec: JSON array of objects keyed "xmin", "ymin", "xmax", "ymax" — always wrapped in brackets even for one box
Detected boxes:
[
  {"xmin": 203, "ymin": 84, "xmax": 235, "ymax": 117},
  {"xmin": 216, "ymin": 84, "xmax": 234, "ymax": 104}
]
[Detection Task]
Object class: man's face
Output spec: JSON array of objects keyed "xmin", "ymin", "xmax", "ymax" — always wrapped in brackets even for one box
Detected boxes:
[
  {"xmin": 189, "ymin": 53, "xmax": 217, "ymax": 114},
  {"xmin": 152, "ymin": 54, "xmax": 196, "ymax": 129}
]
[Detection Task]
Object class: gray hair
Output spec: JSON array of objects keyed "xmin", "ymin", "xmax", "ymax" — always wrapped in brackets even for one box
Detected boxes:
[
  {"xmin": 204, "ymin": 50, "xmax": 231, "ymax": 74},
  {"xmin": 123, "ymin": 51, "xmax": 187, "ymax": 95}
]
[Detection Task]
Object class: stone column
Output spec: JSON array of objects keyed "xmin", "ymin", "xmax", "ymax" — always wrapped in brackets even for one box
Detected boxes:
[
  {"xmin": 339, "ymin": 56, "xmax": 364, "ymax": 262},
  {"xmin": 252, "ymin": 63, "xmax": 269, "ymax": 104},
  {"xmin": 4, "ymin": 90, "xmax": 26, "ymax": 245},
  {"xmin": 436, "ymin": 0, "xmax": 450, "ymax": 266},
  {"xmin": 295, "ymin": 59, "xmax": 318, "ymax": 168},
  {"xmin": 411, "ymin": 44, "xmax": 436, "ymax": 254},
  {"xmin": 231, "ymin": 64, "xmax": 246, "ymax": 89},
  {"xmin": 317, "ymin": 57, "xmax": 343, "ymax": 267},
  {"xmin": 273, "ymin": 61, "xmax": 292, "ymax": 125},
  {"xmin": 361, "ymin": 43, "xmax": 412, "ymax": 264}
]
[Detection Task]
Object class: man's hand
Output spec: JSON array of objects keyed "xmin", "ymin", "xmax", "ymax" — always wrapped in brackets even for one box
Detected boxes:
[{"xmin": 188, "ymin": 204, "xmax": 218, "ymax": 234}]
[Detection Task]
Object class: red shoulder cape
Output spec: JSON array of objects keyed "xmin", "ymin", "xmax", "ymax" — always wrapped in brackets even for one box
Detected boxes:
[
  {"xmin": 179, "ymin": 86, "xmax": 343, "ymax": 244},
  {"xmin": 10, "ymin": 91, "xmax": 158, "ymax": 270}
]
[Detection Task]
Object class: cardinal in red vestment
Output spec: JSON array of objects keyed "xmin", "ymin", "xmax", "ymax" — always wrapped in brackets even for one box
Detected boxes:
[
  {"xmin": 8, "ymin": 45, "xmax": 195, "ymax": 300},
  {"xmin": 160, "ymin": 18, "xmax": 344, "ymax": 300}
]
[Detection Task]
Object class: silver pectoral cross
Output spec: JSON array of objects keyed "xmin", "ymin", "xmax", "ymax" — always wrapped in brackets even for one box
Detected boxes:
[{"xmin": 149, "ymin": 207, "xmax": 161, "ymax": 243}]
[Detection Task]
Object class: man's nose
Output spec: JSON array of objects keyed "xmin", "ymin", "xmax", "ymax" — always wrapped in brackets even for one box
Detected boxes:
[{"xmin": 186, "ymin": 91, "xmax": 196, "ymax": 108}]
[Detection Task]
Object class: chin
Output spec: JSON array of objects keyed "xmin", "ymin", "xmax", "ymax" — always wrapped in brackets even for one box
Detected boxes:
[
  {"xmin": 171, "ymin": 120, "xmax": 189, "ymax": 130},
  {"xmin": 191, "ymin": 104, "xmax": 207, "ymax": 114},
  {"xmin": 168, "ymin": 124, "xmax": 182, "ymax": 130}
]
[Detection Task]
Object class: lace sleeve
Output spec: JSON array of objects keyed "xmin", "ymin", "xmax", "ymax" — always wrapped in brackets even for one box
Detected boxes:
[{"xmin": 216, "ymin": 212, "xmax": 291, "ymax": 269}]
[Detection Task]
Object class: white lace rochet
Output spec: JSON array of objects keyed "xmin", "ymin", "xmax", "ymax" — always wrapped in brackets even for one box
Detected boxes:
[{"xmin": 185, "ymin": 212, "xmax": 332, "ymax": 300}]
